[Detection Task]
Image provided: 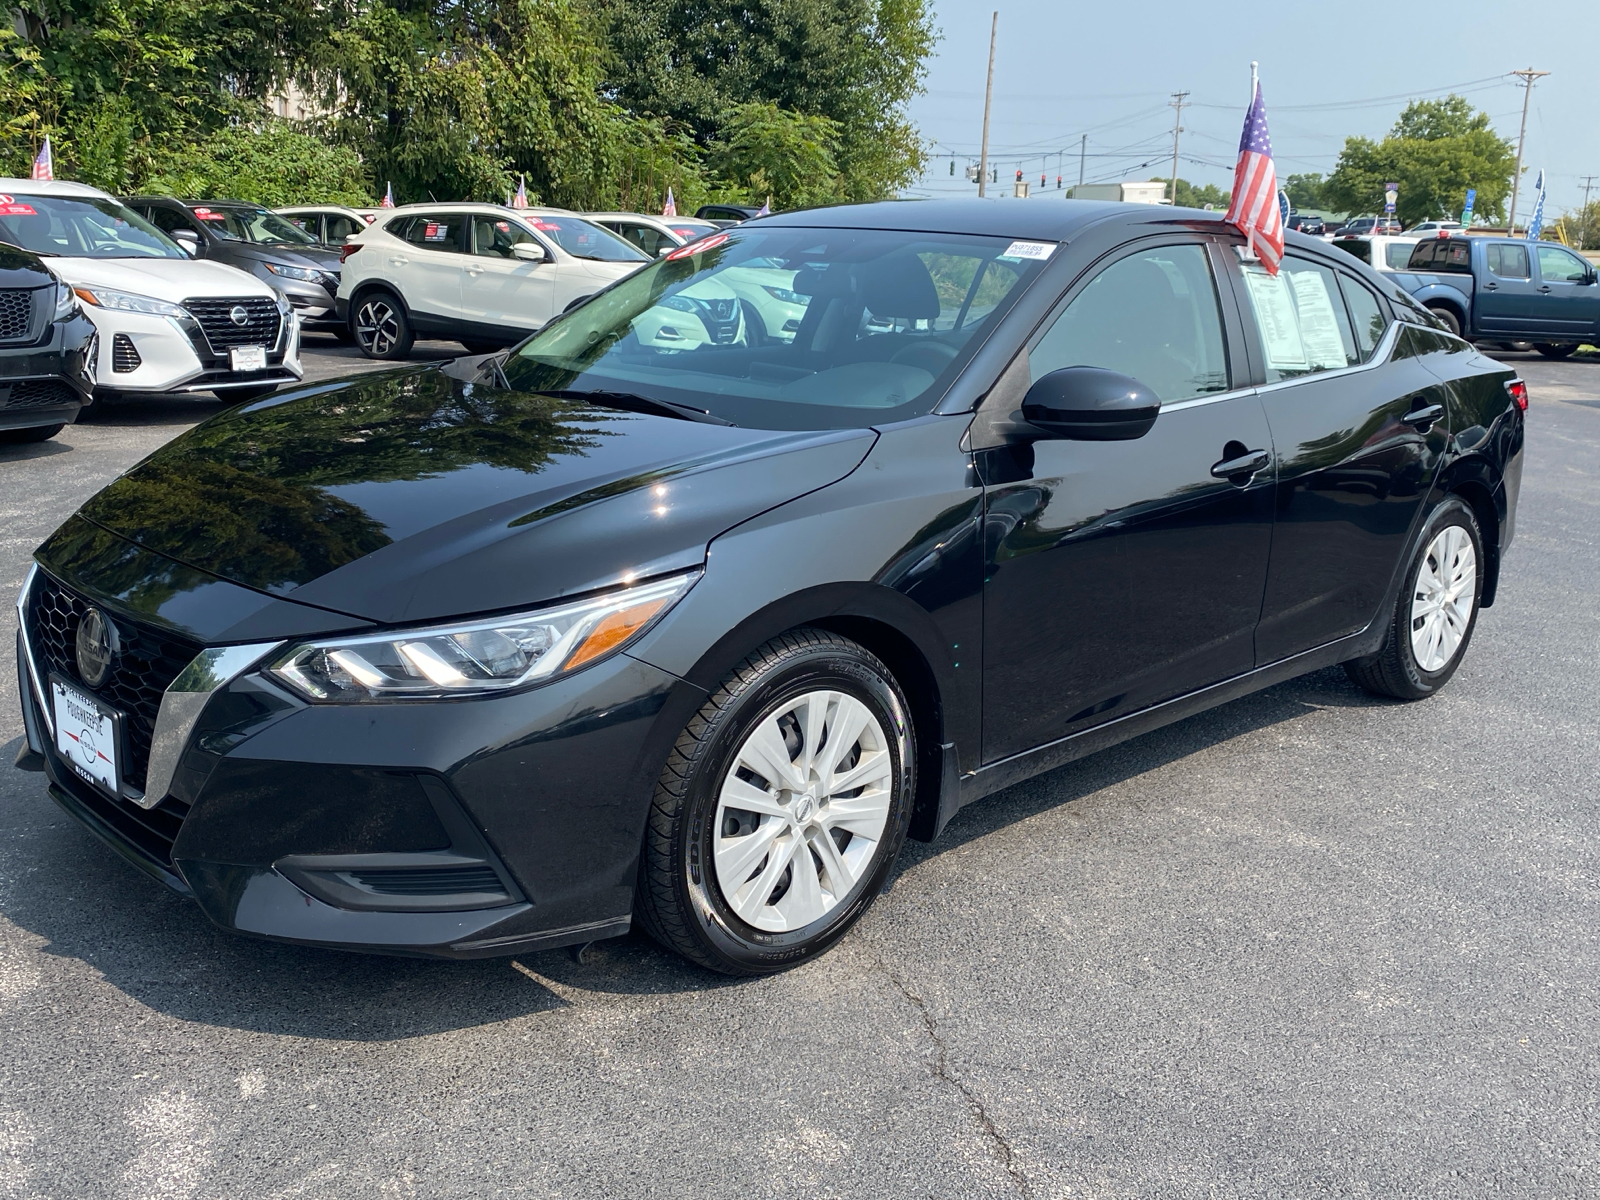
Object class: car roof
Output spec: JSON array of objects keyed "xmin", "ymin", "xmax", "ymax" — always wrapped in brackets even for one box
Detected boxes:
[
  {"xmin": 586, "ymin": 212, "xmax": 671, "ymax": 224},
  {"xmin": 0, "ymin": 178, "xmax": 113, "ymax": 199},
  {"xmin": 754, "ymin": 197, "xmax": 1234, "ymax": 241},
  {"xmin": 376, "ymin": 202, "xmax": 578, "ymax": 218}
]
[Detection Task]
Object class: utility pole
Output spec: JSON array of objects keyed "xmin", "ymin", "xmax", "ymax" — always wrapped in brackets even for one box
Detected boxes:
[
  {"xmin": 977, "ymin": 12, "xmax": 997, "ymax": 199},
  {"xmin": 1506, "ymin": 67, "xmax": 1549, "ymax": 236},
  {"xmin": 1078, "ymin": 133, "xmax": 1086, "ymax": 189},
  {"xmin": 1167, "ymin": 91, "xmax": 1190, "ymax": 205},
  {"xmin": 1581, "ymin": 175, "xmax": 1596, "ymax": 249}
]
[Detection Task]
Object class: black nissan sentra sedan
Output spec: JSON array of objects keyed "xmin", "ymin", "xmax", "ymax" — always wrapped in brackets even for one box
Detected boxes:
[{"xmin": 14, "ymin": 200, "xmax": 1524, "ymax": 974}]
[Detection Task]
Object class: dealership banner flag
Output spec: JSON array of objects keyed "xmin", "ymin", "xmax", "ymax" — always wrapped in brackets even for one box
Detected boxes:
[
  {"xmin": 662, "ymin": 187, "xmax": 677, "ymax": 218},
  {"xmin": 1223, "ymin": 67, "xmax": 1283, "ymax": 275},
  {"xmin": 31, "ymin": 136, "xmax": 53, "ymax": 182},
  {"xmin": 1526, "ymin": 170, "xmax": 1546, "ymax": 240},
  {"xmin": 380, "ymin": 181, "xmax": 395, "ymax": 208}
]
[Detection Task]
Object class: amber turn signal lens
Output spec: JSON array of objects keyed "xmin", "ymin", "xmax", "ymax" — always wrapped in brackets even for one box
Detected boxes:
[{"xmin": 565, "ymin": 597, "xmax": 671, "ymax": 670}]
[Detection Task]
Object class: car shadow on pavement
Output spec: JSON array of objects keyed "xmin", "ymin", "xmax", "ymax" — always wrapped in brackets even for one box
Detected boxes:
[
  {"xmin": 0, "ymin": 437, "xmax": 72, "ymax": 463},
  {"xmin": 0, "ymin": 668, "xmax": 1389, "ymax": 1034}
]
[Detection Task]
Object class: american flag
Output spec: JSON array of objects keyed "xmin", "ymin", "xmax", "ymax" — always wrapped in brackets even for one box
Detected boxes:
[
  {"xmin": 662, "ymin": 187, "xmax": 677, "ymax": 218},
  {"xmin": 31, "ymin": 136, "xmax": 53, "ymax": 182},
  {"xmin": 379, "ymin": 181, "xmax": 395, "ymax": 208},
  {"xmin": 1224, "ymin": 81, "xmax": 1283, "ymax": 274},
  {"xmin": 511, "ymin": 175, "xmax": 529, "ymax": 208}
]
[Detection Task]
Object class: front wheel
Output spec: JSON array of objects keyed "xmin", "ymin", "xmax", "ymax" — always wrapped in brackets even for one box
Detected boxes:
[
  {"xmin": 1535, "ymin": 342, "xmax": 1576, "ymax": 360},
  {"xmin": 1345, "ymin": 497, "xmax": 1483, "ymax": 700},
  {"xmin": 636, "ymin": 629, "xmax": 915, "ymax": 975},
  {"xmin": 352, "ymin": 292, "xmax": 414, "ymax": 360}
]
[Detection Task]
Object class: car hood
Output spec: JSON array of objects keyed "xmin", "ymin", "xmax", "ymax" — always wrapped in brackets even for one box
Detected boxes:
[
  {"xmin": 47, "ymin": 256, "xmax": 274, "ymax": 301},
  {"xmin": 226, "ymin": 242, "xmax": 342, "ymax": 269},
  {"xmin": 75, "ymin": 366, "xmax": 876, "ymax": 626}
]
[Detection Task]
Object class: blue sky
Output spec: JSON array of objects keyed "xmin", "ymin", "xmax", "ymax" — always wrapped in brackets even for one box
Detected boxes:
[{"xmin": 903, "ymin": 2, "xmax": 1599, "ymax": 216}]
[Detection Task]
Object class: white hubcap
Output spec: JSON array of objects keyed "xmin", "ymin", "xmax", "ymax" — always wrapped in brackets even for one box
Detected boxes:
[
  {"xmin": 713, "ymin": 690, "xmax": 894, "ymax": 933},
  {"xmin": 1410, "ymin": 525, "xmax": 1476, "ymax": 673}
]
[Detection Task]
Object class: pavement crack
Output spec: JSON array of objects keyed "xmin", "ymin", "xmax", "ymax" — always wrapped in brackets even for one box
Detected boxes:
[{"xmin": 877, "ymin": 960, "xmax": 1034, "ymax": 1199}]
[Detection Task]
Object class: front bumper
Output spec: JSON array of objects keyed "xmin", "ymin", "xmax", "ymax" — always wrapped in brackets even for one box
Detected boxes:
[
  {"xmin": 16, "ymin": 560, "xmax": 696, "ymax": 958},
  {"xmin": 82, "ymin": 303, "xmax": 304, "ymax": 397},
  {"xmin": 0, "ymin": 312, "xmax": 95, "ymax": 429}
]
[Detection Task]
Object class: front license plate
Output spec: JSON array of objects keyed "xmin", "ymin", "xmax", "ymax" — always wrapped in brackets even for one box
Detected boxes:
[
  {"xmin": 230, "ymin": 345, "xmax": 267, "ymax": 372},
  {"xmin": 51, "ymin": 678, "xmax": 121, "ymax": 796}
]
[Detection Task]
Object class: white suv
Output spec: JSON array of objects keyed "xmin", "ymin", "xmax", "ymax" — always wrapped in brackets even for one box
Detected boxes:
[
  {"xmin": 0, "ymin": 179, "xmax": 301, "ymax": 406},
  {"xmin": 336, "ymin": 204, "xmax": 649, "ymax": 358}
]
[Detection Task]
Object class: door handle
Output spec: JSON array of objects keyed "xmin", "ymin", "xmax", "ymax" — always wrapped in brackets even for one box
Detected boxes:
[
  {"xmin": 1537, "ymin": 285, "xmax": 1552, "ymax": 294},
  {"xmin": 465, "ymin": 265, "xmax": 484, "ymax": 276},
  {"xmin": 1483, "ymin": 281, "xmax": 1498, "ymax": 290},
  {"xmin": 1210, "ymin": 448, "xmax": 1270, "ymax": 484},
  {"xmin": 1403, "ymin": 399, "xmax": 1445, "ymax": 431},
  {"xmin": 388, "ymin": 255, "xmax": 409, "ymax": 266}
]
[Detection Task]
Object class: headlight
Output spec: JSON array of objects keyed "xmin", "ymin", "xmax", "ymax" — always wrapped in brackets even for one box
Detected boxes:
[
  {"xmin": 71, "ymin": 286, "xmax": 189, "ymax": 318},
  {"xmin": 762, "ymin": 285, "xmax": 806, "ymax": 305},
  {"xmin": 264, "ymin": 262, "xmax": 321, "ymax": 283},
  {"xmin": 53, "ymin": 282, "xmax": 77, "ymax": 320},
  {"xmin": 268, "ymin": 572, "xmax": 696, "ymax": 701},
  {"xmin": 661, "ymin": 295, "xmax": 698, "ymax": 313}
]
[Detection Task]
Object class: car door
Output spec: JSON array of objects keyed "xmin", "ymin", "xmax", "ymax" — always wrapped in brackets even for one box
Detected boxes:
[
  {"xmin": 605, "ymin": 219, "xmax": 674, "ymax": 258},
  {"xmin": 1234, "ymin": 253, "xmax": 1451, "ymax": 663},
  {"xmin": 1532, "ymin": 243, "xmax": 1600, "ymax": 338},
  {"xmin": 389, "ymin": 213, "xmax": 468, "ymax": 325},
  {"xmin": 1474, "ymin": 242, "xmax": 1543, "ymax": 336},
  {"xmin": 462, "ymin": 214, "xmax": 554, "ymax": 332},
  {"xmin": 979, "ymin": 237, "xmax": 1276, "ymax": 762}
]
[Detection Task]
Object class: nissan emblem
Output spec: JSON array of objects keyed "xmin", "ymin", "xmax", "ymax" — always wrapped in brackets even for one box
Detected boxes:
[
  {"xmin": 75, "ymin": 607, "xmax": 116, "ymax": 689},
  {"xmin": 229, "ymin": 305, "xmax": 249, "ymax": 326}
]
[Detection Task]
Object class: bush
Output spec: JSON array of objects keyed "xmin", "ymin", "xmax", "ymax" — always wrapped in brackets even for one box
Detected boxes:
[{"xmin": 139, "ymin": 121, "xmax": 371, "ymax": 206}]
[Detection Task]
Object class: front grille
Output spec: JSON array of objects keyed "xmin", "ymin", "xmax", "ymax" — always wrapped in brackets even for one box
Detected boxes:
[
  {"xmin": 112, "ymin": 334, "xmax": 141, "ymax": 373},
  {"xmin": 27, "ymin": 573, "xmax": 203, "ymax": 794},
  {"xmin": 183, "ymin": 297, "xmax": 282, "ymax": 351},
  {"xmin": 3, "ymin": 379, "xmax": 78, "ymax": 409},
  {"xmin": 0, "ymin": 288, "xmax": 30, "ymax": 340},
  {"xmin": 348, "ymin": 866, "xmax": 506, "ymax": 896}
]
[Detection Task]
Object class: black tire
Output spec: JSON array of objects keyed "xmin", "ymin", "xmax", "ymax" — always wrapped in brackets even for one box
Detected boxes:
[
  {"xmin": 1427, "ymin": 305, "xmax": 1462, "ymax": 337},
  {"xmin": 636, "ymin": 628, "xmax": 916, "ymax": 975},
  {"xmin": 1345, "ymin": 497, "xmax": 1484, "ymax": 701},
  {"xmin": 1535, "ymin": 342, "xmax": 1576, "ymax": 360},
  {"xmin": 351, "ymin": 290, "xmax": 414, "ymax": 360},
  {"xmin": 330, "ymin": 325, "xmax": 356, "ymax": 345},
  {"xmin": 0, "ymin": 423, "xmax": 64, "ymax": 443}
]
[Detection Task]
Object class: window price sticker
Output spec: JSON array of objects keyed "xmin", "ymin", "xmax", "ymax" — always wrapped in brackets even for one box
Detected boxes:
[{"xmin": 998, "ymin": 241, "xmax": 1057, "ymax": 262}]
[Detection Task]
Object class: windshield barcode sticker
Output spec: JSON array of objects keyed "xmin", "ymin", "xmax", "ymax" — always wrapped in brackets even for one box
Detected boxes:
[{"xmin": 1000, "ymin": 241, "xmax": 1056, "ymax": 261}]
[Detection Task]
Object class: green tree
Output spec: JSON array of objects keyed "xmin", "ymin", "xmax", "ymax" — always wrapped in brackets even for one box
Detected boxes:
[
  {"xmin": 1155, "ymin": 176, "xmax": 1229, "ymax": 209},
  {"xmin": 713, "ymin": 103, "xmax": 844, "ymax": 209},
  {"xmin": 1324, "ymin": 95, "xmax": 1515, "ymax": 226},
  {"xmin": 599, "ymin": 0, "xmax": 936, "ymax": 200},
  {"xmin": 140, "ymin": 121, "xmax": 371, "ymax": 206},
  {"xmin": 1284, "ymin": 173, "xmax": 1327, "ymax": 211}
]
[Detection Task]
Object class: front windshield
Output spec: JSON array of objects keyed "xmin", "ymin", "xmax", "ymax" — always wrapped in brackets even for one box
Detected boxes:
[
  {"xmin": 502, "ymin": 226, "xmax": 1052, "ymax": 430},
  {"xmin": 194, "ymin": 206, "xmax": 316, "ymax": 244},
  {"xmin": 0, "ymin": 192, "xmax": 184, "ymax": 259},
  {"xmin": 524, "ymin": 215, "xmax": 648, "ymax": 262}
]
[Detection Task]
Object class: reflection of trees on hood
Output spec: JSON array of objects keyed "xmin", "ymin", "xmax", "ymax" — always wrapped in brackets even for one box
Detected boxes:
[{"xmin": 81, "ymin": 369, "xmax": 626, "ymax": 592}]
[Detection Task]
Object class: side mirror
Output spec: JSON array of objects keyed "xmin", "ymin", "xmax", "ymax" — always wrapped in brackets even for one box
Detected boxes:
[
  {"xmin": 1020, "ymin": 366, "xmax": 1161, "ymax": 441},
  {"xmin": 171, "ymin": 229, "xmax": 201, "ymax": 257},
  {"xmin": 511, "ymin": 242, "xmax": 547, "ymax": 263}
]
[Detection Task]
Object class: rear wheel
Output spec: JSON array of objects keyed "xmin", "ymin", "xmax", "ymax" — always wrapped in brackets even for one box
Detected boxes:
[
  {"xmin": 1535, "ymin": 342, "xmax": 1576, "ymax": 360},
  {"xmin": 1427, "ymin": 305, "xmax": 1462, "ymax": 337},
  {"xmin": 1345, "ymin": 497, "xmax": 1483, "ymax": 701},
  {"xmin": 352, "ymin": 291, "xmax": 414, "ymax": 360},
  {"xmin": 0, "ymin": 423, "xmax": 64, "ymax": 443},
  {"xmin": 636, "ymin": 628, "xmax": 915, "ymax": 975}
]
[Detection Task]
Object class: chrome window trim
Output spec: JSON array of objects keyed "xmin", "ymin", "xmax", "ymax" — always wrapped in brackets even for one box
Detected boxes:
[
  {"xmin": 15, "ymin": 564, "xmax": 53, "ymax": 739},
  {"xmin": 141, "ymin": 641, "xmax": 282, "ymax": 809},
  {"xmin": 1250, "ymin": 319, "xmax": 1403, "ymax": 398}
]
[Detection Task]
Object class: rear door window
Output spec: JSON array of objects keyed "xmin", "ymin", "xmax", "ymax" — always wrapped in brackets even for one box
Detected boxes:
[
  {"xmin": 1239, "ymin": 255, "xmax": 1359, "ymax": 382},
  {"xmin": 1486, "ymin": 244, "xmax": 1530, "ymax": 279},
  {"xmin": 399, "ymin": 214, "xmax": 466, "ymax": 253},
  {"xmin": 1338, "ymin": 275, "xmax": 1388, "ymax": 361},
  {"xmin": 325, "ymin": 214, "xmax": 363, "ymax": 242}
]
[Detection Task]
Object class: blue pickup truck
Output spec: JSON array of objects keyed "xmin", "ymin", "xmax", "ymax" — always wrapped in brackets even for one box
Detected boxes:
[{"xmin": 1389, "ymin": 236, "xmax": 1600, "ymax": 359}]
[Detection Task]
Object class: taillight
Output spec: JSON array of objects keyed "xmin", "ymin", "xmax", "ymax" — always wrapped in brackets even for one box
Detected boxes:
[
  {"xmin": 1505, "ymin": 379, "xmax": 1528, "ymax": 411},
  {"xmin": 340, "ymin": 243, "xmax": 363, "ymax": 263}
]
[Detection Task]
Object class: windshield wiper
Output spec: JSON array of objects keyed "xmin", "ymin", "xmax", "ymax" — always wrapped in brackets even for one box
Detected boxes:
[{"xmin": 536, "ymin": 389, "xmax": 734, "ymax": 426}]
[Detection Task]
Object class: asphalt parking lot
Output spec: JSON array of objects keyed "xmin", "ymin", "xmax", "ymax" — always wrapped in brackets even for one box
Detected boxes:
[{"xmin": 2, "ymin": 337, "xmax": 1598, "ymax": 1198}]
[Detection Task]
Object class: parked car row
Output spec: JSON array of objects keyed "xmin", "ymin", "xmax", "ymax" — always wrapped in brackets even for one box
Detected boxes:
[{"xmin": 0, "ymin": 177, "xmax": 757, "ymax": 439}]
